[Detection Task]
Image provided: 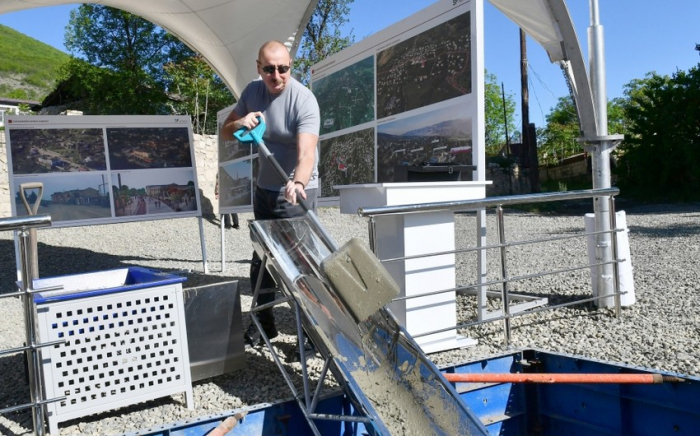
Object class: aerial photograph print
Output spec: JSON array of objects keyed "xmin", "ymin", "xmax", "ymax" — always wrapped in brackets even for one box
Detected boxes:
[
  {"xmin": 377, "ymin": 103, "xmax": 472, "ymax": 183},
  {"xmin": 8, "ymin": 128, "xmax": 107, "ymax": 174},
  {"xmin": 376, "ymin": 11, "xmax": 471, "ymax": 119},
  {"xmin": 313, "ymin": 55, "xmax": 375, "ymax": 135},
  {"xmin": 319, "ymin": 127, "xmax": 375, "ymax": 197},
  {"xmin": 107, "ymin": 127, "xmax": 193, "ymax": 170}
]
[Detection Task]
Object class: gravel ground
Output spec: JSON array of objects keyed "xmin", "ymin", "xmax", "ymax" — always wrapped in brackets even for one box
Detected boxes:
[{"xmin": 1, "ymin": 202, "xmax": 699, "ymax": 435}]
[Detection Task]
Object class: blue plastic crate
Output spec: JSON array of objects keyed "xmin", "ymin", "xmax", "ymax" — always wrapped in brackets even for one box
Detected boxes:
[{"xmin": 31, "ymin": 266, "xmax": 186, "ymax": 304}]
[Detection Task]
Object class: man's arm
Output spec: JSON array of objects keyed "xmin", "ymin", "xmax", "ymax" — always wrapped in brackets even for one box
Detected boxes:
[
  {"xmin": 293, "ymin": 132, "xmax": 317, "ymax": 186},
  {"xmin": 284, "ymin": 132, "xmax": 318, "ymax": 204}
]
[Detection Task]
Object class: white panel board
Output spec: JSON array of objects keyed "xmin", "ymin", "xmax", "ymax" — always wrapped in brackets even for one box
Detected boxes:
[{"xmin": 5, "ymin": 115, "xmax": 201, "ymax": 228}]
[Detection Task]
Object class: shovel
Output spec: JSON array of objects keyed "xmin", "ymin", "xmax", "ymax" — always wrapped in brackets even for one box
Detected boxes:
[
  {"xmin": 234, "ymin": 118, "xmax": 399, "ymax": 322},
  {"xmin": 19, "ymin": 182, "xmax": 43, "ymax": 278}
]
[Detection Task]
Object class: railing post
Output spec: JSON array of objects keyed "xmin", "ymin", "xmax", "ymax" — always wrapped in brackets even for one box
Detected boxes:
[
  {"xmin": 476, "ymin": 208, "xmax": 489, "ymax": 321},
  {"xmin": 367, "ymin": 216, "xmax": 377, "ymax": 254},
  {"xmin": 608, "ymin": 195, "xmax": 621, "ymax": 318},
  {"xmin": 496, "ymin": 205, "xmax": 512, "ymax": 346},
  {"xmin": 18, "ymin": 227, "xmax": 46, "ymax": 436}
]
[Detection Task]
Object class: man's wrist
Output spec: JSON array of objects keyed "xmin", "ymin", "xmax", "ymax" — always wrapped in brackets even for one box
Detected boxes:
[{"xmin": 293, "ymin": 180, "xmax": 305, "ymax": 189}]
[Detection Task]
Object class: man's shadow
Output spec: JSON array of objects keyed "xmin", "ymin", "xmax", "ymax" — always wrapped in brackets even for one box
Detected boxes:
[{"xmin": 0, "ymin": 240, "xmax": 240, "ymax": 293}]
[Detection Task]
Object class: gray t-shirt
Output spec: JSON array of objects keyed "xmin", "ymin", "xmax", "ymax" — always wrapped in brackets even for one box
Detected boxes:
[{"xmin": 233, "ymin": 77, "xmax": 320, "ymax": 191}]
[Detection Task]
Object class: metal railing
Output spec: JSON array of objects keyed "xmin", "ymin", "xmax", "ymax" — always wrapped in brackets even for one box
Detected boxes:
[
  {"xmin": 358, "ymin": 188, "xmax": 624, "ymax": 346},
  {"xmin": 0, "ymin": 214, "xmax": 63, "ymax": 436}
]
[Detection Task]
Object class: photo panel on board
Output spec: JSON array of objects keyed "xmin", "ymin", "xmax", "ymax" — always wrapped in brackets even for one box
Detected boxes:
[
  {"xmin": 219, "ymin": 158, "xmax": 254, "ymax": 209},
  {"xmin": 107, "ymin": 127, "xmax": 193, "ymax": 170},
  {"xmin": 218, "ymin": 120, "xmax": 252, "ymax": 162},
  {"xmin": 12, "ymin": 172, "xmax": 112, "ymax": 224},
  {"xmin": 314, "ymin": 55, "xmax": 375, "ymax": 135},
  {"xmin": 319, "ymin": 127, "xmax": 376, "ymax": 197},
  {"xmin": 376, "ymin": 11, "xmax": 472, "ymax": 120},
  {"xmin": 111, "ymin": 168, "xmax": 198, "ymax": 218},
  {"xmin": 377, "ymin": 102, "xmax": 473, "ymax": 183},
  {"xmin": 8, "ymin": 127, "xmax": 107, "ymax": 174}
]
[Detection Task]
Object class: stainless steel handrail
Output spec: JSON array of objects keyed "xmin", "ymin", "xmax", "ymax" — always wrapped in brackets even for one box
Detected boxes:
[
  {"xmin": 358, "ymin": 187, "xmax": 619, "ymax": 217},
  {"xmin": 0, "ymin": 215, "xmax": 52, "ymax": 232},
  {"xmin": 360, "ymin": 188, "xmax": 623, "ymax": 347}
]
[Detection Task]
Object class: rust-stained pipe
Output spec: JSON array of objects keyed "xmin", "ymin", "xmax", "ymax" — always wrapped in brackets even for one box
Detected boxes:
[
  {"xmin": 208, "ymin": 411, "xmax": 247, "ymax": 436},
  {"xmin": 443, "ymin": 373, "xmax": 685, "ymax": 384}
]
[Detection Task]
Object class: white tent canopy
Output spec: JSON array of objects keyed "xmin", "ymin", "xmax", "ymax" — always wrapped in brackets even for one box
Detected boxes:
[
  {"xmin": 0, "ymin": 0, "xmax": 319, "ymax": 99},
  {"xmin": 489, "ymin": 0, "xmax": 566, "ymax": 63}
]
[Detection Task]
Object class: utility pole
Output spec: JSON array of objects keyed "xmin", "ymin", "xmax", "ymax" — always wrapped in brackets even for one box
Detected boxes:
[
  {"xmin": 520, "ymin": 29, "xmax": 539, "ymax": 193},
  {"xmin": 520, "ymin": 29, "xmax": 529, "ymax": 152}
]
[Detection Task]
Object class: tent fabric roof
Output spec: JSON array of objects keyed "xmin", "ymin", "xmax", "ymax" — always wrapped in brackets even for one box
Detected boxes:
[
  {"xmin": 488, "ymin": 0, "xmax": 565, "ymax": 62},
  {"xmin": 0, "ymin": 0, "xmax": 318, "ymax": 99}
]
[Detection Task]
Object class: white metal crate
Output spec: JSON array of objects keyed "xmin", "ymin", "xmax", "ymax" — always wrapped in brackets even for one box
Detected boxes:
[{"xmin": 33, "ymin": 268, "xmax": 193, "ymax": 435}]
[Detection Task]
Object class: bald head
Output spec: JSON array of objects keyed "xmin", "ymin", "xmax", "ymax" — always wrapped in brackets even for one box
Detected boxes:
[{"xmin": 258, "ymin": 40, "xmax": 290, "ymax": 63}]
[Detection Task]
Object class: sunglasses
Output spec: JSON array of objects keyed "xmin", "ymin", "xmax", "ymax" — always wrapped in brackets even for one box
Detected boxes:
[{"xmin": 261, "ymin": 64, "xmax": 291, "ymax": 75}]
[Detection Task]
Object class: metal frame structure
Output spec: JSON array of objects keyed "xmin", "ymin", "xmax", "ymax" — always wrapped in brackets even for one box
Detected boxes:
[
  {"xmin": 0, "ymin": 214, "xmax": 59, "ymax": 436},
  {"xmin": 246, "ymin": 216, "xmax": 489, "ymax": 436},
  {"xmin": 359, "ymin": 187, "xmax": 625, "ymax": 346},
  {"xmin": 247, "ymin": 262, "xmax": 374, "ymax": 436},
  {"xmin": 246, "ymin": 213, "xmax": 377, "ymax": 436}
]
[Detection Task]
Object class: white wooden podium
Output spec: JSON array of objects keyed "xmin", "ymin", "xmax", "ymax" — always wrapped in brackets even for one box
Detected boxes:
[{"xmin": 335, "ymin": 182, "xmax": 489, "ymax": 354}]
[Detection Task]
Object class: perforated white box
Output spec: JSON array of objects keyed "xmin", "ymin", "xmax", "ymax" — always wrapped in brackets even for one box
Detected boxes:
[{"xmin": 33, "ymin": 268, "xmax": 193, "ymax": 435}]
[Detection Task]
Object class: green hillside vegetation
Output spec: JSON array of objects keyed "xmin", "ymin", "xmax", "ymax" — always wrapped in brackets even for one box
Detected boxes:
[{"xmin": 0, "ymin": 24, "xmax": 69, "ymax": 101}]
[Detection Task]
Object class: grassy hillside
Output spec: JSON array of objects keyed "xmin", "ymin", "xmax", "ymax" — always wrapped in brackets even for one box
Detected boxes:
[{"xmin": 0, "ymin": 24, "xmax": 70, "ymax": 101}]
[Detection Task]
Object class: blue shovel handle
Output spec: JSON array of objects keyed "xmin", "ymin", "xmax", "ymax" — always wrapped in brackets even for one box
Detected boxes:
[
  {"xmin": 232, "ymin": 116, "xmax": 313, "ymax": 214},
  {"xmin": 234, "ymin": 116, "xmax": 266, "ymax": 145}
]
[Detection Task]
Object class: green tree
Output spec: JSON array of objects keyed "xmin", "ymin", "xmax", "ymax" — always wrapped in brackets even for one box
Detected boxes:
[
  {"xmin": 537, "ymin": 95, "xmax": 628, "ymax": 166},
  {"xmin": 294, "ymin": 0, "xmax": 356, "ymax": 85},
  {"xmin": 617, "ymin": 65, "xmax": 700, "ymax": 201},
  {"xmin": 537, "ymin": 96, "xmax": 580, "ymax": 165},
  {"xmin": 607, "ymin": 97, "xmax": 629, "ymax": 137},
  {"xmin": 164, "ymin": 55, "xmax": 232, "ymax": 135},
  {"xmin": 61, "ymin": 4, "xmax": 232, "ymax": 131},
  {"xmin": 66, "ymin": 5, "xmax": 183, "ymax": 80},
  {"xmin": 484, "ymin": 70, "xmax": 517, "ymax": 155},
  {"xmin": 62, "ymin": 5, "xmax": 186, "ymax": 114},
  {"xmin": 55, "ymin": 57, "xmax": 169, "ymax": 115}
]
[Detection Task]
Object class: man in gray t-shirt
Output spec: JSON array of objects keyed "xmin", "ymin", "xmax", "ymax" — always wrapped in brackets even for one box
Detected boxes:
[{"xmin": 222, "ymin": 40, "xmax": 320, "ymax": 350}]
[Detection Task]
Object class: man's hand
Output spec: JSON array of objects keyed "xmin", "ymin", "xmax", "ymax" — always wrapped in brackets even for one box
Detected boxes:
[
  {"xmin": 284, "ymin": 180, "xmax": 307, "ymax": 205},
  {"xmin": 237, "ymin": 112, "xmax": 264, "ymax": 131}
]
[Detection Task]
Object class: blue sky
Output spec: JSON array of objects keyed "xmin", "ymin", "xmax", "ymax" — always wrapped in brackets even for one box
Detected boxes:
[{"xmin": 0, "ymin": 1, "xmax": 698, "ymax": 130}]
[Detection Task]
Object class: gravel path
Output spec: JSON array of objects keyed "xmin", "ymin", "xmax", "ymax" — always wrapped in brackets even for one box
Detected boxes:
[{"xmin": 1, "ymin": 202, "xmax": 699, "ymax": 435}]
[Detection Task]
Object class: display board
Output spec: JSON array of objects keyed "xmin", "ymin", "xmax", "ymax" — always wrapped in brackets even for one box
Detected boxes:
[
  {"xmin": 5, "ymin": 115, "xmax": 201, "ymax": 228},
  {"xmin": 216, "ymin": 104, "xmax": 258, "ymax": 214},
  {"xmin": 216, "ymin": 0, "xmax": 483, "ymax": 213},
  {"xmin": 311, "ymin": 0, "xmax": 483, "ymax": 199}
]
